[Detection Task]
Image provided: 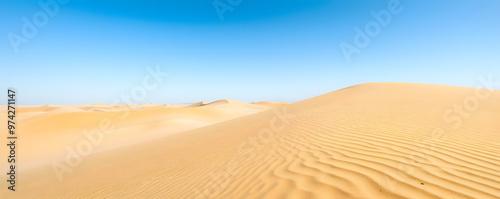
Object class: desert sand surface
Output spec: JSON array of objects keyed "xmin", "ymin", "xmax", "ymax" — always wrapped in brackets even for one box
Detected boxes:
[
  {"xmin": 0, "ymin": 100, "xmax": 286, "ymax": 171},
  {"xmin": 2, "ymin": 83, "xmax": 500, "ymax": 198}
]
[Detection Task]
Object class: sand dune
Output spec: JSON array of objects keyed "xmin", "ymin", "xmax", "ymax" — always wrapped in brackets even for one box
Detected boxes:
[
  {"xmin": 0, "ymin": 100, "xmax": 283, "ymax": 172},
  {"xmin": 2, "ymin": 83, "xmax": 500, "ymax": 198},
  {"xmin": 188, "ymin": 101, "xmax": 210, "ymax": 107},
  {"xmin": 48, "ymin": 107, "xmax": 86, "ymax": 113},
  {"xmin": 252, "ymin": 101, "xmax": 291, "ymax": 108}
]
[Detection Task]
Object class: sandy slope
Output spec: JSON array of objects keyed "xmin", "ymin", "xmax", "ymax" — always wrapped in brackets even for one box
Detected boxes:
[
  {"xmin": 2, "ymin": 83, "xmax": 500, "ymax": 198},
  {"xmin": 0, "ymin": 100, "xmax": 281, "ymax": 172}
]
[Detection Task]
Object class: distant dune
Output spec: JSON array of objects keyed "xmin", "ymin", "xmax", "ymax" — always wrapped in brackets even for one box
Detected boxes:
[
  {"xmin": 252, "ymin": 101, "xmax": 291, "ymax": 108},
  {"xmin": 2, "ymin": 83, "xmax": 499, "ymax": 198}
]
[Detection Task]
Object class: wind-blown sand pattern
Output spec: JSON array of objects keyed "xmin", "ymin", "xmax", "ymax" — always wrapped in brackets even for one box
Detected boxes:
[{"xmin": 2, "ymin": 83, "xmax": 500, "ymax": 198}]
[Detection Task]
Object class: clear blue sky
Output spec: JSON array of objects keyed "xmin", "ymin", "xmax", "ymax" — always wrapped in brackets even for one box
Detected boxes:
[{"xmin": 1, "ymin": 0, "xmax": 499, "ymax": 105}]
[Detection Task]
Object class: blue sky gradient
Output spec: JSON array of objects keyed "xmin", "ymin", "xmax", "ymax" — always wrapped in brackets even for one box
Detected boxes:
[{"xmin": 1, "ymin": 0, "xmax": 499, "ymax": 105}]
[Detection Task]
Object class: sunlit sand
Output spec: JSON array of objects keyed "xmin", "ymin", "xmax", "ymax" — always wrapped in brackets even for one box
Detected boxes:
[{"xmin": 1, "ymin": 83, "xmax": 499, "ymax": 198}]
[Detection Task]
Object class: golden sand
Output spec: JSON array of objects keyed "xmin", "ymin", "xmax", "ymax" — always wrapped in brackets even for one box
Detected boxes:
[{"xmin": 1, "ymin": 83, "xmax": 499, "ymax": 198}]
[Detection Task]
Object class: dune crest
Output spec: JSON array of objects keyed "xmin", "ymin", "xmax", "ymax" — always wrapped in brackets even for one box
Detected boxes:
[{"xmin": 187, "ymin": 101, "xmax": 209, "ymax": 107}]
